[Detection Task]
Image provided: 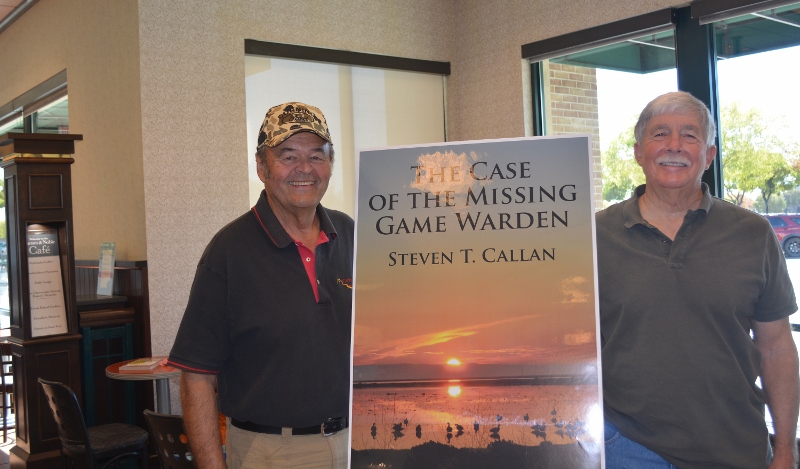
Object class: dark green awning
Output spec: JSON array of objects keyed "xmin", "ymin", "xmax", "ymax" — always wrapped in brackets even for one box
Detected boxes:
[{"xmin": 550, "ymin": 5, "xmax": 800, "ymax": 73}]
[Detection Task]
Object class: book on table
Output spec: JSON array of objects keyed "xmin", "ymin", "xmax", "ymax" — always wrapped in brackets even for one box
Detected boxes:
[{"xmin": 119, "ymin": 357, "xmax": 164, "ymax": 371}]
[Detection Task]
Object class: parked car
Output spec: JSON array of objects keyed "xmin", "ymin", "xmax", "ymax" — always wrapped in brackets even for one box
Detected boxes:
[{"xmin": 766, "ymin": 215, "xmax": 800, "ymax": 258}]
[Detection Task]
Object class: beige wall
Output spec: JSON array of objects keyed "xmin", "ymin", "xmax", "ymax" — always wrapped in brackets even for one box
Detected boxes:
[
  {"xmin": 446, "ymin": 0, "xmax": 676, "ymax": 141},
  {"xmin": 1, "ymin": 0, "xmax": 679, "ymax": 411},
  {"xmin": 0, "ymin": 0, "xmax": 146, "ymax": 261},
  {"xmin": 136, "ymin": 0, "xmax": 457, "ymax": 410}
]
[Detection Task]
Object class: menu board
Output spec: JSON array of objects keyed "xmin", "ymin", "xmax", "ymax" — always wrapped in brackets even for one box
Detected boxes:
[
  {"xmin": 27, "ymin": 229, "xmax": 68, "ymax": 337},
  {"xmin": 351, "ymin": 136, "xmax": 602, "ymax": 468}
]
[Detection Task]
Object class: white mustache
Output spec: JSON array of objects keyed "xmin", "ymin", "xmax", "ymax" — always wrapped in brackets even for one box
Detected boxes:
[{"xmin": 655, "ymin": 154, "xmax": 690, "ymax": 167}]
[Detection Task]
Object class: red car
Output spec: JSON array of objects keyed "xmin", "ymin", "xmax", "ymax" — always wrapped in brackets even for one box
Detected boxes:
[{"xmin": 766, "ymin": 215, "xmax": 800, "ymax": 258}]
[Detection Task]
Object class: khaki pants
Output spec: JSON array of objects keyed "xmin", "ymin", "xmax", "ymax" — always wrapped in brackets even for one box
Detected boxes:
[{"xmin": 226, "ymin": 420, "xmax": 349, "ymax": 469}]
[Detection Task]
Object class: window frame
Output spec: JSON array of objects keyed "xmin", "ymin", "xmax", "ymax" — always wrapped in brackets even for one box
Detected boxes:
[
  {"xmin": 522, "ymin": 0, "xmax": 795, "ymax": 198},
  {"xmin": 0, "ymin": 70, "xmax": 68, "ymax": 134},
  {"xmin": 244, "ymin": 40, "xmax": 451, "ymax": 76},
  {"xmin": 243, "ymin": 41, "xmax": 452, "ymax": 215}
]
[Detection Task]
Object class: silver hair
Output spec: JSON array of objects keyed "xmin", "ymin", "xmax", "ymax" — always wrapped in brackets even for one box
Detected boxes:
[{"xmin": 634, "ymin": 91, "xmax": 717, "ymax": 148}]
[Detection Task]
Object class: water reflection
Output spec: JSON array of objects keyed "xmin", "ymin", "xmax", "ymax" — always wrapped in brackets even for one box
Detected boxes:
[{"xmin": 351, "ymin": 383, "xmax": 600, "ymax": 451}]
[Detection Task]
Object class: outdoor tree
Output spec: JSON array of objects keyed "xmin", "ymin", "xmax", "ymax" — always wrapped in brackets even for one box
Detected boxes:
[
  {"xmin": 721, "ymin": 103, "xmax": 799, "ymax": 213},
  {"xmin": 600, "ymin": 104, "xmax": 799, "ymax": 212},
  {"xmin": 754, "ymin": 193, "xmax": 786, "ymax": 214},
  {"xmin": 601, "ymin": 122, "xmax": 644, "ymax": 203},
  {"xmin": 783, "ymin": 189, "xmax": 800, "ymax": 213},
  {"xmin": 721, "ymin": 104, "xmax": 761, "ymax": 206}
]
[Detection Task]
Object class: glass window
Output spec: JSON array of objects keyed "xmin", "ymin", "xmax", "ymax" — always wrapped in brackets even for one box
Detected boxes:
[
  {"xmin": 538, "ymin": 31, "xmax": 677, "ymax": 210},
  {"xmin": 244, "ymin": 56, "xmax": 446, "ymax": 216},
  {"xmin": 0, "ymin": 95, "xmax": 69, "ymax": 135},
  {"xmin": 0, "ymin": 94, "xmax": 68, "ymax": 328},
  {"xmin": 528, "ymin": 0, "xmax": 800, "ymax": 439},
  {"xmin": 0, "ymin": 115, "xmax": 22, "ymax": 135},
  {"xmin": 32, "ymin": 95, "xmax": 70, "ymax": 134},
  {"xmin": 712, "ymin": 2, "xmax": 800, "ymax": 438},
  {"xmin": 717, "ymin": 10, "xmax": 800, "ymax": 215}
]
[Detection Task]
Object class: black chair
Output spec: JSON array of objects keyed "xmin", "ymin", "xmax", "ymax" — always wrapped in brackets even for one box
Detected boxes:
[
  {"xmin": 143, "ymin": 409, "xmax": 196, "ymax": 468},
  {"xmin": 38, "ymin": 378, "xmax": 149, "ymax": 468},
  {"xmin": 1, "ymin": 341, "xmax": 13, "ymax": 443}
]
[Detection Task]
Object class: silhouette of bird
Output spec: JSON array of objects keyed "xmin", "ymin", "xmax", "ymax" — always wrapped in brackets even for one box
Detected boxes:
[
  {"xmin": 551, "ymin": 408, "xmax": 557, "ymax": 416},
  {"xmin": 404, "ymin": 418, "xmax": 409, "ymax": 426},
  {"xmin": 523, "ymin": 413, "xmax": 529, "ymax": 422},
  {"xmin": 392, "ymin": 423, "xmax": 405, "ymax": 440},
  {"xmin": 473, "ymin": 420, "xmax": 480, "ymax": 432},
  {"xmin": 489, "ymin": 425, "xmax": 501, "ymax": 440},
  {"xmin": 370, "ymin": 423, "xmax": 377, "ymax": 439},
  {"xmin": 446, "ymin": 422, "xmax": 453, "ymax": 434},
  {"xmin": 415, "ymin": 424, "xmax": 422, "ymax": 439}
]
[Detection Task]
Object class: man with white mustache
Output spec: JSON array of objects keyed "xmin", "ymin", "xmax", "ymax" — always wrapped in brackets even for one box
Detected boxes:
[{"xmin": 597, "ymin": 91, "xmax": 799, "ymax": 469}]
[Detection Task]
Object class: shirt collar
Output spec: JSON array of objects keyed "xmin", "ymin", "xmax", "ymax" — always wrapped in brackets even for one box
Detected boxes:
[
  {"xmin": 622, "ymin": 183, "xmax": 712, "ymax": 229},
  {"xmin": 251, "ymin": 190, "xmax": 339, "ymax": 248}
]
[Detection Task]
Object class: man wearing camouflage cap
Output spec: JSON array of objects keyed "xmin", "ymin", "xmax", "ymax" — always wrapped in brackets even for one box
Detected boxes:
[{"xmin": 169, "ymin": 102, "xmax": 353, "ymax": 468}]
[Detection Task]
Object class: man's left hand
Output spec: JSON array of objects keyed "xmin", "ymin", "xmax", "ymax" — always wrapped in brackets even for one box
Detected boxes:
[{"xmin": 754, "ymin": 317, "xmax": 799, "ymax": 469}]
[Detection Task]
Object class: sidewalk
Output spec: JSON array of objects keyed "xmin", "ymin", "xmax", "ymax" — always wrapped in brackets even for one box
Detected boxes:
[{"xmin": 0, "ymin": 429, "xmax": 13, "ymax": 469}]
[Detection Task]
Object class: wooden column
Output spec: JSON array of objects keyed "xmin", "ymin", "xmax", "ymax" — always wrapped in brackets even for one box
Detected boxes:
[{"xmin": 0, "ymin": 132, "xmax": 83, "ymax": 469}]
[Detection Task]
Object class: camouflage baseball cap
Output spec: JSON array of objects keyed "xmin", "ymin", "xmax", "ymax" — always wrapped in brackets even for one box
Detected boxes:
[{"xmin": 257, "ymin": 102, "xmax": 332, "ymax": 149}]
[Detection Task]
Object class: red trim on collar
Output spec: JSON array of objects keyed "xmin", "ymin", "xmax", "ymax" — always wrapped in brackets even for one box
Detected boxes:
[{"xmin": 252, "ymin": 206, "xmax": 279, "ymax": 246}]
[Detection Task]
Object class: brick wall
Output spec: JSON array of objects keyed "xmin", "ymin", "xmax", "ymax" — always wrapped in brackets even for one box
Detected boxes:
[{"xmin": 543, "ymin": 61, "xmax": 603, "ymax": 210}]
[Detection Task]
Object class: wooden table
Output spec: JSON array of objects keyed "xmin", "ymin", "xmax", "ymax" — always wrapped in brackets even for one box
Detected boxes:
[{"xmin": 105, "ymin": 357, "xmax": 180, "ymax": 414}]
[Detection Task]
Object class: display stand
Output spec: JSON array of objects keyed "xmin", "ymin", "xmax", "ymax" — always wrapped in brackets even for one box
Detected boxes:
[{"xmin": 0, "ymin": 132, "xmax": 83, "ymax": 469}]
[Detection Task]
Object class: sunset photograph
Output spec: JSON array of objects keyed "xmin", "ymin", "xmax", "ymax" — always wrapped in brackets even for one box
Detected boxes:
[{"xmin": 352, "ymin": 137, "xmax": 602, "ymax": 468}]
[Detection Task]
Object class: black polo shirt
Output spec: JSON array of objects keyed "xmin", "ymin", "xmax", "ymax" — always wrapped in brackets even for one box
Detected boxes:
[{"xmin": 169, "ymin": 191, "xmax": 354, "ymax": 427}]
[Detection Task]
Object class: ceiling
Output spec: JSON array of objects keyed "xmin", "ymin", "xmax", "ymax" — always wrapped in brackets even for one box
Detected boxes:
[
  {"xmin": 0, "ymin": 0, "xmax": 36, "ymax": 35},
  {"xmin": 0, "ymin": 0, "xmax": 23, "ymax": 21},
  {"xmin": 3, "ymin": 1, "xmax": 799, "ymax": 75}
]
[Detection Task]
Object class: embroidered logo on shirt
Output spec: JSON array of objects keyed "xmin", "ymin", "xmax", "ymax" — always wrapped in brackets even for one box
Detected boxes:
[{"xmin": 337, "ymin": 278, "xmax": 353, "ymax": 289}]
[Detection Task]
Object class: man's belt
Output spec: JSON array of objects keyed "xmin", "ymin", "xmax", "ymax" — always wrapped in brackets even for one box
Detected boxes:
[{"xmin": 231, "ymin": 417, "xmax": 348, "ymax": 436}]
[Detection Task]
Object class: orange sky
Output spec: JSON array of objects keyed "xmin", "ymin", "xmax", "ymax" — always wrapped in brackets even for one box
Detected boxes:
[{"xmin": 353, "ymin": 138, "xmax": 598, "ymax": 369}]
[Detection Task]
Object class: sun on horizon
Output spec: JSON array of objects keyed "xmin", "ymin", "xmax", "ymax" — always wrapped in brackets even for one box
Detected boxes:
[{"xmin": 446, "ymin": 358, "xmax": 461, "ymax": 366}]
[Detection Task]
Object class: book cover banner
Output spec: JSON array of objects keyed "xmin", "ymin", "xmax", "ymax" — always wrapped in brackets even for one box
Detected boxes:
[{"xmin": 351, "ymin": 136, "xmax": 602, "ymax": 468}]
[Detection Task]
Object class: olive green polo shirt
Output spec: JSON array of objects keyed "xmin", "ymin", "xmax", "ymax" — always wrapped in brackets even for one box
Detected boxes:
[{"xmin": 597, "ymin": 184, "xmax": 796, "ymax": 469}]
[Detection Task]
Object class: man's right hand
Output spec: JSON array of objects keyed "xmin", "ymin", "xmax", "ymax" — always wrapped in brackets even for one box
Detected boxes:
[{"xmin": 180, "ymin": 371, "xmax": 226, "ymax": 469}]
